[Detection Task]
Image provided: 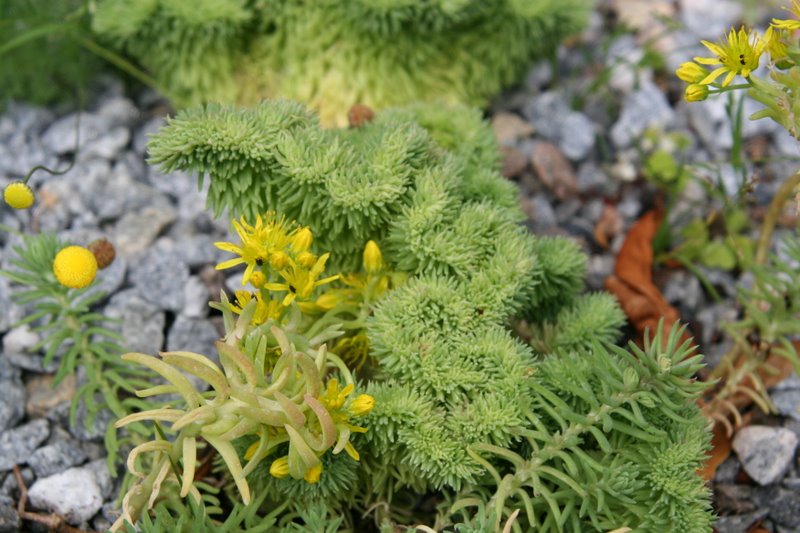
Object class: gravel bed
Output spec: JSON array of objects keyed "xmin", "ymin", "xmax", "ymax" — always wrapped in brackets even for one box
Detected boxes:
[{"xmin": 0, "ymin": 1, "xmax": 799, "ymax": 531}]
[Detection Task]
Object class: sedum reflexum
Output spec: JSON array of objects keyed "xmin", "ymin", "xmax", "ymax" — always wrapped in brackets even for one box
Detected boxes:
[
  {"xmin": 91, "ymin": 0, "xmax": 589, "ymax": 124},
  {"xmin": 142, "ymin": 100, "xmax": 712, "ymax": 531}
]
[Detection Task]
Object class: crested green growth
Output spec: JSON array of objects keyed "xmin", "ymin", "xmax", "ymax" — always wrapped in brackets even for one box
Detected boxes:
[{"xmin": 91, "ymin": 0, "xmax": 590, "ymax": 124}]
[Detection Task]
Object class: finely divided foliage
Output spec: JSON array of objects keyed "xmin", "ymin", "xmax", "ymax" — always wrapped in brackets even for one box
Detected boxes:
[{"xmin": 145, "ymin": 100, "xmax": 712, "ymax": 531}]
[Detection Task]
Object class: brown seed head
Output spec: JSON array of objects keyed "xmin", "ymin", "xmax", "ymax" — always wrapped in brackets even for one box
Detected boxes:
[
  {"xmin": 88, "ymin": 238, "xmax": 116, "ymax": 270},
  {"xmin": 348, "ymin": 104, "xmax": 375, "ymax": 128}
]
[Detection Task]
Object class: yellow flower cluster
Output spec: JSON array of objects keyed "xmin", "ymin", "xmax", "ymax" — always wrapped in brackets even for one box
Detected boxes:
[
  {"xmin": 676, "ymin": 15, "xmax": 796, "ymax": 102},
  {"xmin": 215, "ymin": 213, "xmax": 339, "ymax": 324}
]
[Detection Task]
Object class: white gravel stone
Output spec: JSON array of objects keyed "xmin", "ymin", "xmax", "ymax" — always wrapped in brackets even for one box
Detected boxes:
[
  {"xmin": 28, "ymin": 466, "xmax": 104, "ymax": 525},
  {"xmin": 732, "ymin": 425, "xmax": 798, "ymax": 486}
]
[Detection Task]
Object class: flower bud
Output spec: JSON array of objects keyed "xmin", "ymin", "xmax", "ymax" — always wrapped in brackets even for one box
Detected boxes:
[
  {"xmin": 316, "ymin": 292, "xmax": 341, "ymax": 310},
  {"xmin": 684, "ymin": 84, "xmax": 709, "ymax": 102},
  {"xmin": 303, "ymin": 463, "xmax": 323, "ymax": 484},
  {"xmin": 297, "ymin": 251, "xmax": 317, "ymax": 268},
  {"xmin": 292, "ymin": 227, "xmax": 313, "ymax": 253},
  {"xmin": 363, "ymin": 240, "xmax": 383, "ymax": 273},
  {"xmin": 249, "ymin": 271, "xmax": 266, "ymax": 288},
  {"xmin": 675, "ymin": 62, "xmax": 707, "ymax": 83},
  {"xmin": 3, "ymin": 181, "xmax": 34, "ymax": 210},
  {"xmin": 270, "ymin": 251, "xmax": 290, "ymax": 270},
  {"xmin": 349, "ymin": 394, "xmax": 375, "ymax": 416},
  {"xmin": 269, "ymin": 456, "xmax": 290, "ymax": 478}
]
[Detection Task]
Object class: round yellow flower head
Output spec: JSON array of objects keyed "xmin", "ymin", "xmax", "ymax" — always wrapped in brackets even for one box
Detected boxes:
[
  {"xmin": 363, "ymin": 240, "xmax": 383, "ymax": 273},
  {"xmin": 349, "ymin": 394, "xmax": 375, "ymax": 416},
  {"xmin": 249, "ymin": 271, "xmax": 266, "ymax": 288},
  {"xmin": 3, "ymin": 181, "xmax": 34, "ymax": 210},
  {"xmin": 269, "ymin": 456, "xmax": 290, "ymax": 479},
  {"xmin": 292, "ymin": 227, "xmax": 313, "ymax": 253},
  {"xmin": 304, "ymin": 463, "xmax": 323, "ymax": 484},
  {"xmin": 53, "ymin": 246, "xmax": 98, "ymax": 289}
]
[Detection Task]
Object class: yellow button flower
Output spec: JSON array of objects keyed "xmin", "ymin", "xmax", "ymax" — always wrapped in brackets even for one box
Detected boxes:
[
  {"xmin": 53, "ymin": 246, "xmax": 98, "ymax": 289},
  {"xmin": 3, "ymin": 181, "xmax": 34, "ymax": 210}
]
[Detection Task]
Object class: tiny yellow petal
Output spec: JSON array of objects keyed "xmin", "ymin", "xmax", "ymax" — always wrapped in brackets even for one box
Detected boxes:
[
  {"xmin": 349, "ymin": 394, "xmax": 375, "ymax": 416},
  {"xmin": 303, "ymin": 463, "xmax": 323, "ymax": 484}
]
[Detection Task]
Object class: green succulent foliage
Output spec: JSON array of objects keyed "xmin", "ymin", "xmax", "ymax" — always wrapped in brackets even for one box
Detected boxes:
[
  {"xmin": 0, "ymin": 232, "xmax": 154, "ymax": 467},
  {"xmin": 92, "ymin": 0, "xmax": 589, "ymax": 123},
  {"xmin": 451, "ymin": 323, "xmax": 713, "ymax": 533},
  {"xmin": 145, "ymin": 100, "xmax": 713, "ymax": 530},
  {"xmin": 0, "ymin": 0, "xmax": 102, "ymax": 106}
]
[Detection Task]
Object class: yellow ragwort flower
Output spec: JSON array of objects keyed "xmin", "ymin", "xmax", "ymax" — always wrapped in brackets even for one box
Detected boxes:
[
  {"xmin": 695, "ymin": 26, "xmax": 767, "ymax": 86},
  {"xmin": 685, "ymin": 84, "xmax": 709, "ymax": 102},
  {"xmin": 269, "ymin": 456, "xmax": 290, "ymax": 478},
  {"xmin": 53, "ymin": 246, "xmax": 98, "ymax": 289},
  {"xmin": 263, "ymin": 253, "xmax": 339, "ymax": 305},
  {"xmin": 773, "ymin": 1, "xmax": 800, "ymax": 31},
  {"xmin": 3, "ymin": 181, "xmax": 34, "ymax": 210}
]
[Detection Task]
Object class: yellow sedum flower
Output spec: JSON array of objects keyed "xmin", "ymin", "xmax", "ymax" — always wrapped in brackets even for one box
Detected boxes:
[
  {"xmin": 3, "ymin": 181, "xmax": 34, "ymax": 210},
  {"xmin": 303, "ymin": 463, "xmax": 323, "ymax": 484},
  {"xmin": 685, "ymin": 84, "xmax": 709, "ymax": 102},
  {"xmin": 764, "ymin": 25, "xmax": 789, "ymax": 63},
  {"xmin": 264, "ymin": 253, "xmax": 339, "ymax": 305},
  {"xmin": 215, "ymin": 213, "xmax": 297, "ymax": 285},
  {"xmin": 53, "ymin": 246, "xmax": 98, "ymax": 289},
  {"xmin": 269, "ymin": 456, "xmax": 290, "ymax": 478},
  {"xmin": 695, "ymin": 26, "xmax": 767, "ymax": 87},
  {"xmin": 773, "ymin": 1, "xmax": 800, "ymax": 31},
  {"xmin": 229, "ymin": 290, "xmax": 283, "ymax": 325}
]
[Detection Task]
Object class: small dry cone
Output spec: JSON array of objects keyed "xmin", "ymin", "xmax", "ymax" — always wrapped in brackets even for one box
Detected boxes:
[
  {"xmin": 348, "ymin": 104, "xmax": 375, "ymax": 128},
  {"xmin": 88, "ymin": 238, "xmax": 116, "ymax": 270}
]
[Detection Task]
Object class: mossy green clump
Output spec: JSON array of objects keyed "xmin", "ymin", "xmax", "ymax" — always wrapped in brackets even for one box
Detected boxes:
[{"xmin": 92, "ymin": 0, "xmax": 590, "ymax": 124}]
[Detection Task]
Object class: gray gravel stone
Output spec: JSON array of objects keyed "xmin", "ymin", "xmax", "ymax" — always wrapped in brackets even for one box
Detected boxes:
[
  {"xmin": 559, "ymin": 112, "xmax": 596, "ymax": 161},
  {"xmin": 68, "ymin": 398, "xmax": 115, "ymax": 442},
  {"xmin": 112, "ymin": 207, "xmax": 176, "ymax": 258},
  {"xmin": 522, "ymin": 91, "xmax": 570, "ymax": 142},
  {"xmin": 183, "ymin": 276, "xmax": 211, "ymax": 318},
  {"xmin": 714, "ymin": 510, "xmax": 769, "ymax": 533},
  {"xmin": 606, "ymin": 34, "xmax": 647, "ymax": 94},
  {"xmin": 96, "ymin": 96, "xmax": 139, "ymax": 128},
  {"xmin": 28, "ymin": 466, "xmax": 104, "ymax": 525},
  {"xmin": 576, "ymin": 162, "xmax": 618, "ymax": 197},
  {"xmin": 0, "ymin": 419, "xmax": 50, "ymax": 472},
  {"xmin": 0, "ymin": 379, "xmax": 25, "ymax": 432},
  {"xmin": 733, "ymin": 425, "xmax": 798, "ymax": 486},
  {"xmin": 167, "ymin": 315, "xmax": 220, "ymax": 358},
  {"xmin": 0, "ymin": 495, "xmax": 19, "ymax": 533},
  {"xmin": 773, "ymin": 374, "xmax": 800, "ymax": 422},
  {"xmin": 41, "ymin": 113, "xmax": 110, "ymax": 155},
  {"xmin": 84, "ymin": 459, "xmax": 113, "ymax": 500},
  {"xmin": 129, "ymin": 248, "xmax": 189, "ymax": 312},
  {"xmin": 662, "ymin": 270, "xmax": 702, "ymax": 311},
  {"xmin": 610, "ymin": 80, "xmax": 674, "ymax": 148},
  {"xmin": 104, "ymin": 289, "xmax": 165, "ymax": 355},
  {"xmin": 28, "ymin": 437, "xmax": 87, "ymax": 478},
  {"xmin": 680, "ymin": 0, "xmax": 742, "ymax": 40}
]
